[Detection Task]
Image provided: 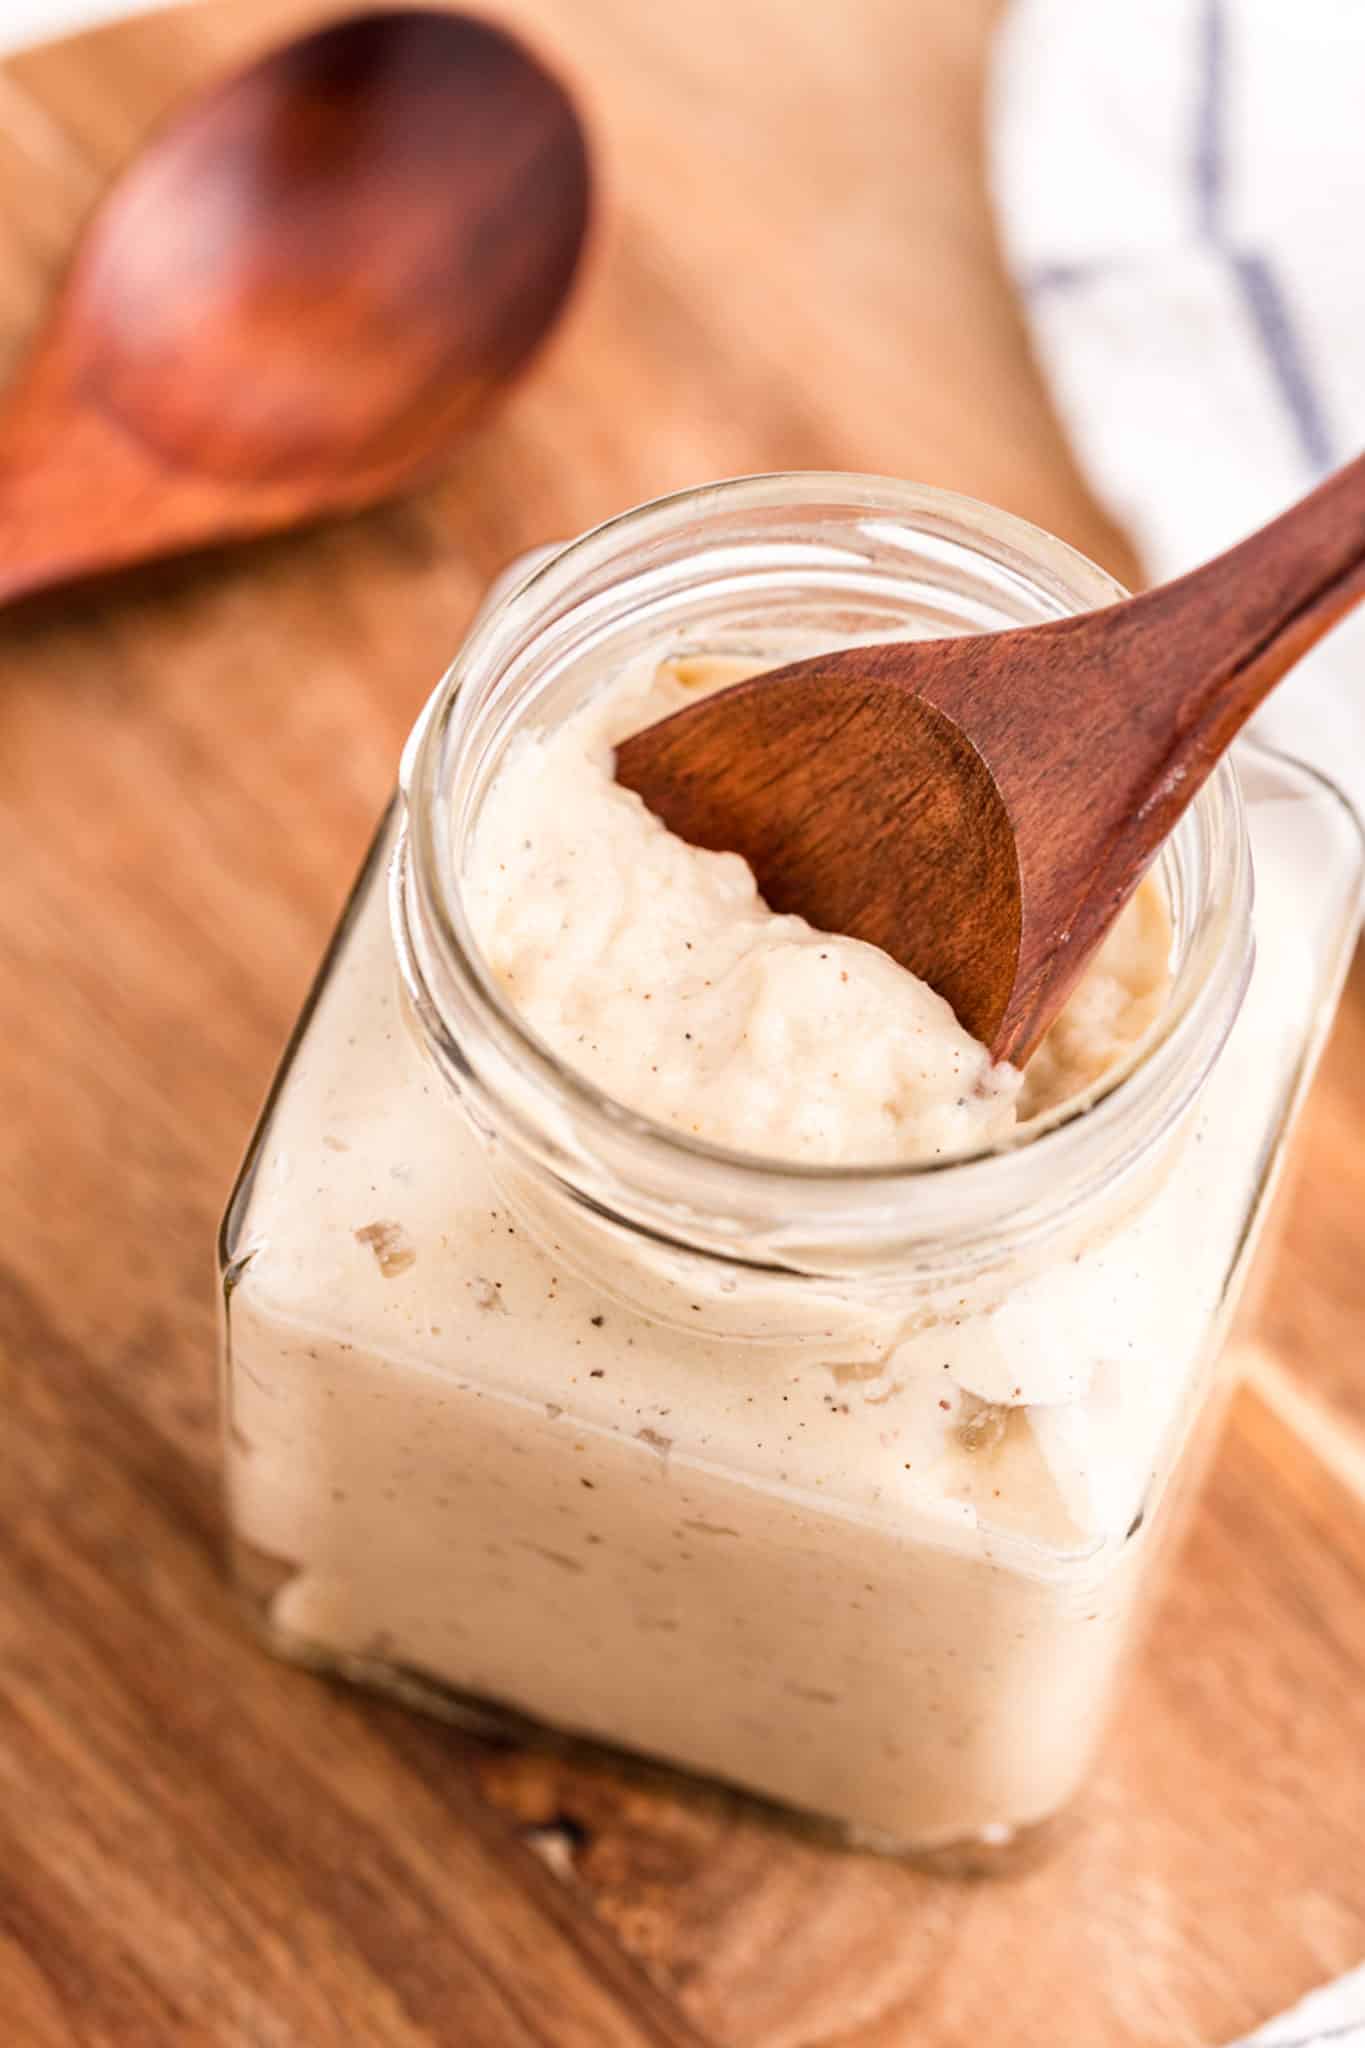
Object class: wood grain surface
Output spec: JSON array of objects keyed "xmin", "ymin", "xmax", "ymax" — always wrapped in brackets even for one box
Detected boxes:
[{"xmin": 0, "ymin": 4, "xmax": 1361, "ymax": 2046}]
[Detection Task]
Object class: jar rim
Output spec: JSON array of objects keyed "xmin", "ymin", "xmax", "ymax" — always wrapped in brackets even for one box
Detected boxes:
[{"xmin": 395, "ymin": 472, "xmax": 1254, "ymax": 1268}]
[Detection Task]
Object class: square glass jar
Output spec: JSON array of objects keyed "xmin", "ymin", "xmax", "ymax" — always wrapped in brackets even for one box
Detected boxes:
[{"xmin": 220, "ymin": 476, "xmax": 1364, "ymax": 1867}]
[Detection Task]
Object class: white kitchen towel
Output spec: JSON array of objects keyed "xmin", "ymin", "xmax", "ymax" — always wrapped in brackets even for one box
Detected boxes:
[
  {"xmin": 0, "ymin": 0, "xmax": 146, "ymax": 48},
  {"xmin": 1240, "ymin": 1962, "xmax": 1365, "ymax": 2047},
  {"xmin": 990, "ymin": 0, "xmax": 1365, "ymax": 823}
]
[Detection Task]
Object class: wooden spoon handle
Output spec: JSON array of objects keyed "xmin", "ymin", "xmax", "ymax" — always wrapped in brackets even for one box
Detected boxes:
[
  {"xmin": 0, "ymin": 377, "xmax": 161, "ymax": 609},
  {"xmin": 967, "ymin": 445, "xmax": 1365, "ymax": 933},
  {"xmin": 985, "ymin": 450, "xmax": 1365, "ymax": 1061},
  {"xmin": 1126, "ymin": 446, "xmax": 1365, "ymax": 747},
  {"xmin": 0, "ymin": 377, "xmax": 242, "ymax": 611},
  {"xmin": 0, "ymin": 414, "xmax": 91, "ymax": 609}
]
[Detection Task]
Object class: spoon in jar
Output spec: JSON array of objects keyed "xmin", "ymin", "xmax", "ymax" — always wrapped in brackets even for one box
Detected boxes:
[
  {"xmin": 0, "ymin": 9, "xmax": 590, "ymax": 609},
  {"xmin": 617, "ymin": 456, "xmax": 1365, "ymax": 1066}
]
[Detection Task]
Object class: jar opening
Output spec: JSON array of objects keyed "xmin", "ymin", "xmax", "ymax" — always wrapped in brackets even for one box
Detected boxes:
[{"xmin": 394, "ymin": 474, "xmax": 1253, "ymax": 1273}]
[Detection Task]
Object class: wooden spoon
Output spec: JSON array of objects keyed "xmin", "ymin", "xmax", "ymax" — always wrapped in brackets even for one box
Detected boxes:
[
  {"xmin": 0, "ymin": 9, "xmax": 589, "ymax": 609},
  {"xmin": 617, "ymin": 458, "xmax": 1365, "ymax": 1066}
]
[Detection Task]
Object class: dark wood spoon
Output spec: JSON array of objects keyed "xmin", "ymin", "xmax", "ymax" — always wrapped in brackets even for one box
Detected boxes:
[
  {"xmin": 617, "ymin": 456, "xmax": 1365, "ymax": 1065},
  {"xmin": 0, "ymin": 9, "xmax": 589, "ymax": 609}
]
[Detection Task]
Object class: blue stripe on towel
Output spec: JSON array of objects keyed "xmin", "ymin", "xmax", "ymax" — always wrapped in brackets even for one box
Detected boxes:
[
  {"xmin": 1230, "ymin": 252, "xmax": 1336, "ymax": 472},
  {"xmin": 1196, "ymin": 0, "xmax": 1336, "ymax": 473},
  {"xmin": 1023, "ymin": 259, "xmax": 1109, "ymax": 296},
  {"xmin": 1193, "ymin": 0, "xmax": 1226, "ymax": 236},
  {"xmin": 1020, "ymin": 0, "xmax": 1336, "ymax": 474}
]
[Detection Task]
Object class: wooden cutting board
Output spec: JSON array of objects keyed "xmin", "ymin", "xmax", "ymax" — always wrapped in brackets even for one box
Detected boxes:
[{"xmin": 1, "ymin": 4, "xmax": 1362, "ymax": 2044}]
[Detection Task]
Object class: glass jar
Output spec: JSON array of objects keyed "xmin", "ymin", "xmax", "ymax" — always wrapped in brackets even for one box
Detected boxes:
[{"xmin": 219, "ymin": 475, "xmax": 1364, "ymax": 1868}]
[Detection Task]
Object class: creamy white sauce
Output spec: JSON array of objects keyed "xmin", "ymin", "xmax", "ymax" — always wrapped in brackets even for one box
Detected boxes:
[
  {"xmin": 466, "ymin": 650, "xmax": 1169, "ymax": 1166},
  {"xmin": 224, "ymin": 635, "xmax": 1339, "ymax": 1852}
]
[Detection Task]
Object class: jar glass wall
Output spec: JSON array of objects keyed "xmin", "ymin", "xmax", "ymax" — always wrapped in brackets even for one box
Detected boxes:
[{"xmin": 220, "ymin": 477, "xmax": 1364, "ymax": 1866}]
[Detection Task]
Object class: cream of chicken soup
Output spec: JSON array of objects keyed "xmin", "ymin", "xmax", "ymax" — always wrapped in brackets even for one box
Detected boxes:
[{"xmin": 222, "ymin": 483, "xmax": 1362, "ymax": 1859}]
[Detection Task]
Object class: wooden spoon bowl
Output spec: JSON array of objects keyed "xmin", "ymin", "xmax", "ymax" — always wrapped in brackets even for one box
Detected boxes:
[{"xmin": 0, "ymin": 9, "xmax": 590, "ymax": 607}]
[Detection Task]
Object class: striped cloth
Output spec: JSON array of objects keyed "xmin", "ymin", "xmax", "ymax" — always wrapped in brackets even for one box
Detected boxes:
[{"xmin": 990, "ymin": 0, "xmax": 1365, "ymax": 823}]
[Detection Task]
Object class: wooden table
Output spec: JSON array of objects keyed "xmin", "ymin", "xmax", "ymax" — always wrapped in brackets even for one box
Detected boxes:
[{"xmin": 2, "ymin": 4, "xmax": 1362, "ymax": 2043}]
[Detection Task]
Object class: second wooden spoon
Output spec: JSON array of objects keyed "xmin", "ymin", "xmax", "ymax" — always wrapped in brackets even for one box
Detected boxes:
[
  {"xmin": 616, "ymin": 457, "xmax": 1365, "ymax": 1067},
  {"xmin": 0, "ymin": 9, "xmax": 589, "ymax": 609}
]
